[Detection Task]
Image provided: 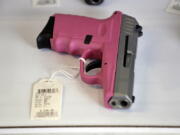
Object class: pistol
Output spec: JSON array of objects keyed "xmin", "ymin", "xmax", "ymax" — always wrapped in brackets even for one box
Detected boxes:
[{"xmin": 37, "ymin": 11, "xmax": 143, "ymax": 109}]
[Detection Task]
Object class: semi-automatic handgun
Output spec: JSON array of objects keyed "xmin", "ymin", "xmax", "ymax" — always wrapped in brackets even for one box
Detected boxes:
[{"xmin": 37, "ymin": 11, "xmax": 143, "ymax": 109}]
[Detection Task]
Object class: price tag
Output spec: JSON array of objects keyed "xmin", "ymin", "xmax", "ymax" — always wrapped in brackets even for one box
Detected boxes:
[{"xmin": 31, "ymin": 79, "xmax": 63, "ymax": 120}]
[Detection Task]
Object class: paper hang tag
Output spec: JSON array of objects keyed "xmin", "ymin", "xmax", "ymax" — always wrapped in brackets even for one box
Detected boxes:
[{"xmin": 31, "ymin": 78, "xmax": 63, "ymax": 120}]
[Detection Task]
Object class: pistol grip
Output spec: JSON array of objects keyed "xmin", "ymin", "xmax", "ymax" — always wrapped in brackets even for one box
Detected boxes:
[{"xmin": 80, "ymin": 49, "xmax": 102, "ymax": 85}]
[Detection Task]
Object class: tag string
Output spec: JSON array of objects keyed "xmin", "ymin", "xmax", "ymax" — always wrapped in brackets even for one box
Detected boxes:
[
  {"xmin": 79, "ymin": 57, "xmax": 87, "ymax": 64},
  {"xmin": 48, "ymin": 58, "xmax": 86, "ymax": 81}
]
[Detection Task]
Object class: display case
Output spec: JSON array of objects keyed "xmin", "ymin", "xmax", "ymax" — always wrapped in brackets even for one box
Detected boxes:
[{"xmin": 0, "ymin": 0, "xmax": 180, "ymax": 134}]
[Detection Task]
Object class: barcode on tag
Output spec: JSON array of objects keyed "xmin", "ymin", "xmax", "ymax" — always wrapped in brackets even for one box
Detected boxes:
[
  {"xmin": 37, "ymin": 88, "xmax": 58, "ymax": 94},
  {"xmin": 31, "ymin": 79, "xmax": 63, "ymax": 120},
  {"xmin": 167, "ymin": 0, "xmax": 180, "ymax": 15}
]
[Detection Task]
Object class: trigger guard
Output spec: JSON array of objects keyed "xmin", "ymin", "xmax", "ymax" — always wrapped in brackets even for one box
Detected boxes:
[{"xmin": 80, "ymin": 50, "xmax": 102, "ymax": 85}]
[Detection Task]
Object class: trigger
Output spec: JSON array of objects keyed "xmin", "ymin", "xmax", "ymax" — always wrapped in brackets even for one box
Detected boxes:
[{"xmin": 86, "ymin": 59, "xmax": 102, "ymax": 72}]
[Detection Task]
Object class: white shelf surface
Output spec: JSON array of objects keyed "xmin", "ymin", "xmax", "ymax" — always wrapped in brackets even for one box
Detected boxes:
[{"xmin": 0, "ymin": 0, "xmax": 180, "ymax": 130}]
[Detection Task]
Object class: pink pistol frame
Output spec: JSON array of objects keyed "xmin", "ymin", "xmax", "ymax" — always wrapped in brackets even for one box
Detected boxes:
[{"xmin": 37, "ymin": 11, "xmax": 142, "ymax": 109}]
